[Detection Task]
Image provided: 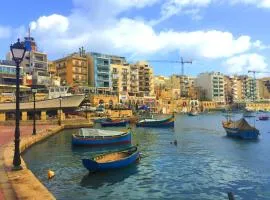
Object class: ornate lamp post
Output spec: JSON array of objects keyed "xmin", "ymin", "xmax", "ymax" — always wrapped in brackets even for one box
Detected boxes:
[
  {"xmin": 10, "ymin": 39, "xmax": 26, "ymax": 170},
  {"xmin": 32, "ymin": 88, "xmax": 37, "ymax": 135},
  {"xmin": 58, "ymin": 96, "xmax": 63, "ymax": 126}
]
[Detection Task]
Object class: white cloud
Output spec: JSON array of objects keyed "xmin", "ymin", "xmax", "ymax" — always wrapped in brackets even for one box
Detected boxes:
[
  {"xmin": 30, "ymin": 14, "xmax": 69, "ymax": 33},
  {"xmin": 0, "ymin": 26, "xmax": 11, "ymax": 39},
  {"xmin": 28, "ymin": 12, "xmax": 265, "ymax": 61},
  {"xmin": 230, "ymin": 0, "xmax": 270, "ymax": 8},
  {"xmin": 24, "ymin": 0, "xmax": 269, "ymax": 65},
  {"xmin": 225, "ymin": 53, "xmax": 268, "ymax": 74}
]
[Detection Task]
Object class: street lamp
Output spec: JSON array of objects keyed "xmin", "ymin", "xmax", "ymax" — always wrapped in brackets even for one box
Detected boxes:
[
  {"xmin": 32, "ymin": 88, "xmax": 37, "ymax": 135},
  {"xmin": 10, "ymin": 38, "xmax": 26, "ymax": 170},
  {"xmin": 58, "ymin": 96, "xmax": 63, "ymax": 126}
]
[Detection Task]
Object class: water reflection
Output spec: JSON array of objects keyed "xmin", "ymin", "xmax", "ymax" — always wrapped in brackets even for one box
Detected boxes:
[{"xmin": 80, "ymin": 165, "xmax": 139, "ymax": 189}]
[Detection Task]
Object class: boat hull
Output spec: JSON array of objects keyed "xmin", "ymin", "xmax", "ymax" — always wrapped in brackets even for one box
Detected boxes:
[
  {"xmin": 137, "ymin": 120, "xmax": 174, "ymax": 128},
  {"xmin": 72, "ymin": 132, "xmax": 131, "ymax": 146},
  {"xmin": 82, "ymin": 147, "xmax": 139, "ymax": 172},
  {"xmin": 136, "ymin": 115, "xmax": 174, "ymax": 128},
  {"xmin": 101, "ymin": 121, "xmax": 128, "ymax": 127},
  {"xmin": 224, "ymin": 127, "xmax": 259, "ymax": 140}
]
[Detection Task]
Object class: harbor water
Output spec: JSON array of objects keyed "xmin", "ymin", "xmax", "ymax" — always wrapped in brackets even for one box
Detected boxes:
[{"xmin": 23, "ymin": 113, "xmax": 270, "ymax": 200}]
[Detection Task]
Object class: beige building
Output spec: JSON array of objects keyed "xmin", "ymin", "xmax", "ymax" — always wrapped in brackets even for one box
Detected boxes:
[
  {"xmin": 130, "ymin": 61, "xmax": 154, "ymax": 97},
  {"xmin": 111, "ymin": 61, "xmax": 130, "ymax": 102},
  {"xmin": 195, "ymin": 72, "xmax": 225, "ymax": 104},
  {"xmin": 54, "ymin": 53, "xmax": 88, "ymax": 86},
  {"xmin": 257, "ymin": 77, "xmax": 270, "ymax": 100}
]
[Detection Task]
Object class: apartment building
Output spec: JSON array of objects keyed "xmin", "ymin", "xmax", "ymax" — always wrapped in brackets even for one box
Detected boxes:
[
  {"xmin": 0, "ymin": 60, "xmax": 23, "ymax": 85},
  {"xmin": 88, "ymin": 52, "xmax": 112, "ymax": 88},
  {"xmin": 237, "ymin": 75, "xmax": 257, "ymax": 101},
  {"xmin": 257, "ymin": 78, "xmax": 270, "ymax": 100},
  {"xmin": 6, "ymin": 37, "xmax": 49, "ymax": 86},
  {"xmin": 130, "ymin": 61, "xmax": 154, "ymax": 97},
  {"xmin": 195, "ymin": 72, "xmax": 225, "ymax": 104},
  {"xmin": 54, "ymin": 53, "xmax": 88, "ymax": 86},
  {"xmin": 110, "ymin": 56, "xmax": 130, "ymax": 102}
]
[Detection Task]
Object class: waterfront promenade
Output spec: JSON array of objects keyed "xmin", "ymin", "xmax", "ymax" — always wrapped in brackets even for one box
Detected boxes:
[{"xmin": 0, "ymin": 125, "xmax": 57, "ymax": 200}]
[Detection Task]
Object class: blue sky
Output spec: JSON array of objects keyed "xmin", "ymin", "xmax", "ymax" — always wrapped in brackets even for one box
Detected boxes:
[{"xmin": 0, "ymin": 0, "xmax": 270, "ymax": 77}]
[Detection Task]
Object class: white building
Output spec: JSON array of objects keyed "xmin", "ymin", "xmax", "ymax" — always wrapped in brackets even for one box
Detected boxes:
[{"xmin": 195, "ymin": 72, "xmax": 225, "ymax": 104}]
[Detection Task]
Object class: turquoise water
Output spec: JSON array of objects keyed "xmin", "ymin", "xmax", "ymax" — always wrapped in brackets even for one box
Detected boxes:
[{"xmin": 23, "ymin": 113, "xmax": 270, "ymax": 200}]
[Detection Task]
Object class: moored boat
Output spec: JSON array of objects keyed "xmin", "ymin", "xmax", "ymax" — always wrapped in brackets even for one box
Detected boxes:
[
  {"xmin": 136, "ymin": 115, "xmax": 174, "ymax": 128},
  {"xmin": 222, "ymin": 118, "xmax": 259, "ymax": 139},
  {"xmin": 259, "ymin": 115, "xmax": 269, "ymax": 121},
  {"xmin": 93, "ymin": 117, "xmax": 111, "ymax": 123},
  {"xmin": 82, "ymin": 146, "xmax": 139, "ymax": 172},
  {"xmin": 101, "ymin": 120, "xmax": 128, "ymax": 127},
  {"xmin": 72, "ymin": 128, "xmax": 131, "ymax": 146}
]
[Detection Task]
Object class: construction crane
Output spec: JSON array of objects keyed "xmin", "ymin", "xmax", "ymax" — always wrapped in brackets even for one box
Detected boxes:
[
  {"xmin": 148, "ymin": 57, "xmax": 192, "ymax": 97},
  {"xmin": 148, "ymin": 57, "xmax": 192, "ymax": 76},
  {"xmin": 248, "ymin": 70, "xmax": 270, "ymax": 102}
]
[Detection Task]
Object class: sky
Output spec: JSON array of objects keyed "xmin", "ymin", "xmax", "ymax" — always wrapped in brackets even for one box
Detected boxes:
[{"xmin": 0, "ymin": 0, "xmax": 270, "ymax": 77}]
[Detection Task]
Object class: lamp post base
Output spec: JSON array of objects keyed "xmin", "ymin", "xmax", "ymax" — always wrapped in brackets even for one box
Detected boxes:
[{"xmin": 12, "ymin": 165, "xmax": 23, "ymax": 171}]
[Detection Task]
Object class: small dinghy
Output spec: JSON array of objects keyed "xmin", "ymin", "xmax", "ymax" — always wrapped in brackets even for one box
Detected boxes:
[
  {"xmin": 82, "ymin": 146, "xmax": 140, "ymax": 172},
  {"xmin": 72, "ymin": 128, "xmax": 131, "ymax": 146}
]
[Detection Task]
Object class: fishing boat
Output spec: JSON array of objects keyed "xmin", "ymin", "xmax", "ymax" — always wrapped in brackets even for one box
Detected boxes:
[
  {"xmin": 72, "ymin": 128, "xmax": 131, "ymax": 146},
  {"xmin": 259, "ymin": 115, "xmax": 269, "ymax": 121},
  {"xmin": 93, "ymin": 117, "xmax": 111, "ymax": 123},
  {"xmin": 82, "ymin": 146, "xmax": 140, "ymax": 172},
  {"xmin": 136, "ymin": 115, "xmax": 174, "ymax": 128},
  {"xmin": 101, "ymin": 119, "xmax": 128, "ymax": 127},
  {"xmin": 222, "ymin": 118, "xmax": 259, "ymax": 139}
]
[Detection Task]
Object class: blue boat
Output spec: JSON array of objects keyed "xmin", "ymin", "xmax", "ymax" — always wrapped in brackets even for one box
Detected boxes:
[
  {"xmin": 222, "ymin": 118, "xmax": 259, "ymax": 140},
  {"xmin": 136, "ymin": 115, "xmax": 174, "ymax": 128},
  {"xmin": 82, "ymin": 146, "xmax": 140, "ymax": 172},
  {"xmin": 93, "ymin": 118, "xmax": 111, "ymax": 123},
  {"xmin": 101, "ymin": 120, "xmax": 128, "ymax": 127},
  {"xmin": 72, "ymin": 128, "xmax": 131, "ymax": 146}
]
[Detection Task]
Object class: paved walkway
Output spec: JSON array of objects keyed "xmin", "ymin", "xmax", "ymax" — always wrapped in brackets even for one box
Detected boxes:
[{"xmin": 0, "ymin": 125, "xmax": 57, "ymax": 200}]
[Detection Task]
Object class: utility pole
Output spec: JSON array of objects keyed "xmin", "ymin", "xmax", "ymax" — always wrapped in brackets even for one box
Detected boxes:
[{"xmin": 180, "ymin": 57, "xmax": 192, "ymax": 97}]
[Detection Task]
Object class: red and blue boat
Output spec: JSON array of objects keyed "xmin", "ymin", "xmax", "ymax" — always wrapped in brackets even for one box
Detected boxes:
[
  {"xmin": 82, "ymin": 146, "xmax": 139, "ymax": 172},
  {"xmin": 72, "ymin": 128, "xmax": 131, "ymax": 146},
  {"xmin": 222, "ymin": 118, "xmax": 259, "ymax": 140},
  {"xmin": 101, "ymin": 119, "xmax": 128, "ymax": 127},
  {"xmin": 136, "ymin": 115, "xmax": 174, "ymax": 128}
]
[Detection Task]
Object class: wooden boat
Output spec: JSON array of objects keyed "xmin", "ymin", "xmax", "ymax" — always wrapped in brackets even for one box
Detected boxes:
[
  {"xmin": 222, "ymin": 118, "xmax": 259, "ymax": 139},
  {"xmin": 259, "ymin": 115, "xmax": 269, "ymax": 121},
  {"xmin": 136, "ymin": 115, "xmax": 174, "ymax": 128},
  {"xmin": 82, "ymin": 146, "xmax": 139, "ymax": 172},
  {"xmin": 72, "ymin": 128, "xmax": 131, "ymax": 146},
  {"xmin": 93, "ymin": 117, "xmax": 111, "ymax": 123},
  {"xmin": 101, "ymin": 120, "xmax": 128, "ymax": 127}
]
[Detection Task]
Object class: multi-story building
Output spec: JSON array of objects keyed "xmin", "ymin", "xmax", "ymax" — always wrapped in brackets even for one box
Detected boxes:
[
  {"xmin": 238, "ymin": 75, "xmax": 257, "ymax": 101},
  {"xmin": 88, "ymin": 52, "xmax": 112, "ymax": 89},
  {"xmin": 131, "ymin": 61, "xmax": 154, "ymax": 97},
  {"xmin": 110, "ymin": 57, "xmax": 130, "ymax": 102},
  {"xmin": 7, "ymin": 37, "xmax": 49, "ymax": 86},
  {"xmin": 257, "ymin": 78, "xmax": 270, "ymax": 100},
  {"xmin": 129, "ymin": 64, "xmax": 139, "ymax": 97},
  {"xmin": 0, "ymin": 60, "xmax": 23, "ymax": 85},
  {"xmin": 54, "ymin": 53, "xmax": 88, "ymax": 86},
  {"xmin": 195, "ymin": 72, "xmax": 225, "ymax": 104}
]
